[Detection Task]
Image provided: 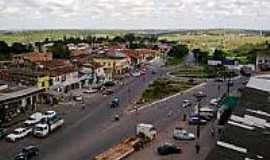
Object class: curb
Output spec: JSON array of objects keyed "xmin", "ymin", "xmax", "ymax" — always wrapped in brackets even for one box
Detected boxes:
[{"xmin": 129, "ymin": 82, "xmax": 207, "ymax": 113}]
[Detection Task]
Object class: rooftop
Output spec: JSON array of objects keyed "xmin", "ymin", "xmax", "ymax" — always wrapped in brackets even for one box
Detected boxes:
[{"xmin": 206, "ymin": 91, "xmax": 270, "ymax": 160}]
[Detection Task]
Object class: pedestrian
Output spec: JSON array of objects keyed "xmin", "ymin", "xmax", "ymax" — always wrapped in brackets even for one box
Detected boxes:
[
  {"xmin": 195, "ymin": 143, "xmax": 200, "ymax": 154},
  {"xmin": 81, "ymin": 103, "xmax": 86, "ymax": 110},
  {"xmin": 183, "ymin": 113, "xmax": 187, "ymax": 121},
  {"xmin": 210, "ymin": 128, "xmax": 215, "ymax": 137}
]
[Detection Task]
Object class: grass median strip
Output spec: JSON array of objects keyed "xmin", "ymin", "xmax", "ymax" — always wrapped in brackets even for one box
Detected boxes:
[{"xmin": 137, "ymin": 78, "xmax": 198, "ymax": 105}]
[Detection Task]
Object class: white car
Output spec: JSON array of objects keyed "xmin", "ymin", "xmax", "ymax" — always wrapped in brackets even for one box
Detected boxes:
[
  {"xmin": 83, "ymin": 89, "xmax": 98, "ymax": 94},
  {"xmin": 6, "ymin": 128, "xmax": 32, "ymax": 142},
  {"xmin": 131, "ymin": 72, "xmax": 141, "ymax": 77},
  {"xmin": 24, "ymin": 112, "xmax": 43, "ymax": 126},
  {"xmin": 210, "ymin": 98, "xmax": 220, "ymax": 106},
  {"xmin": 173, "ymin": 128, "xmax": 195, "ymax": 140},
  {"xmin": 44, "ymin": 111, "xmax": 56, "ymax": 119},
  {"xmin": 182, "ymin": 100, "xmax": 191, "ymax": 108}
]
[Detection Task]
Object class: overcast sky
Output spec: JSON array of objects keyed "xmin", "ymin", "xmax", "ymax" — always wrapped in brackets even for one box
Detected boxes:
[{"xmin": 0, "ymin": 0, "xmax": 270, "ymax": 30}]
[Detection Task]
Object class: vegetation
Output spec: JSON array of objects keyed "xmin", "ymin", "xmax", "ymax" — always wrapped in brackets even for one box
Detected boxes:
[
  {"xmin": 171, "ymin": 65, "xmax": 238, "ymax": 79},
  {"xmin": 138, "ymin": 78, "xmax": 197, "ymax": 104},
  {"xmin": 48, "ymin": 42, "xmax": 71, "ymax": 59},
  {"xmin": 166, "ymin": 44, "xmax": 189, "ymax": 66}
]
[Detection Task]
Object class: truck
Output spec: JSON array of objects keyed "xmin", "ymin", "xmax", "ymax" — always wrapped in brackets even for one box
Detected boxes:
[
  {"xmin": 94, "ymin": 123, "xmax": 157, "ymax": 160},
  {"xmin": 33, "ymin": 116, "xmax": 64, "ymax": 137}
]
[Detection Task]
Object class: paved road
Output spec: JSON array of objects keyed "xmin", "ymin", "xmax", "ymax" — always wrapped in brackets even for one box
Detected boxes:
[
  {"xmin": 0, "ymin": 62, "xmax": 165, "ymax": 160},
  {"xmin": 0, "ymin": 62, "xmax": 247, "ymax": 160}
]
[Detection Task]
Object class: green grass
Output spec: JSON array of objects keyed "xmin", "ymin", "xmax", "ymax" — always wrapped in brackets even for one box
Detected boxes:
[
  {"xmin": 166, "ymin": 56, "xmax": 183, "ymax": 66},
  {"xmin": 0, "ymin": 30, "xmax": 128, "ymax": 44},
  {"xmin": 159, "ymin": 34, "xmax": 270, "ymax": 52},
  {"xmin": 138, "ymin": 78, "xmax": 197, "ymax": 104}
]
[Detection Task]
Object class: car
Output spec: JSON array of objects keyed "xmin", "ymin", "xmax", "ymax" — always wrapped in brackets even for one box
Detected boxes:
[
  {"xmin": 131, "ymin": 72, "xmax": 141, "ymax": 77},
  {"xmin": 215, "ymin": 78, "xmax": 224, "ymax": 82},
  {"xmin": 173, "ymin": 128, "xmax": 195, "ymax": 140},
  {"xmin": 83, "ymin": 88, "xmax": 98, "ymax": 94},
  {"xmin": 24, "ymin": 112, "xmax": 43, "ymax": 126},
  {"xmin": 15, "ymin": 145, "xmax": 39, "ymax": 160},
  {"xmin": 188, "ymin": 116, "xmax": 207, "ymax": 125},
  {"xmin": 74, "ymin": 95, "xmax": 83, "ymax": 101},
  {"xmin": 43, "ymin": 111, "xmax": 56, "ymax": 119},
  {"xmin": 210, "ymin": 98, "xmax": 220, "ymax": 106},
  {"xmin": 182, "ymin": 100, "xmax": 192, "ymax": 108},
  {"xmin": 6, "ymin": 128, "xmax": 32, "ymax": 142},
  {"xmin": 0, "ymin": 128, "xmax": 8, "ymax": 140},
  {"xmin": 102, "ymin": 89, "xmax": 114, "ymax": 96},
  {"xmin": 157, "ymin": 143, "xmax": 181, "ymax": 155},
  {"xmin": 104, "ymin": 81, "xmax": 115, "ymax": 87},
  {"xmin": 151, "ymin": 71, "xmax": 157, "ymax": 75},
  {"xmin": 242, "ymin": 80, "xmax": 249, "ymax": 85},
  {"xmin": 228, "ymin": 80, "xmax": 234, "ymax": 86}
]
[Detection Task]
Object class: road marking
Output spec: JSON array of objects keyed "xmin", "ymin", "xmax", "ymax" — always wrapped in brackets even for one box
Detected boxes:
[{"xmin": 129, "ymin": 82, "xmax": 207, "ymax": 113}]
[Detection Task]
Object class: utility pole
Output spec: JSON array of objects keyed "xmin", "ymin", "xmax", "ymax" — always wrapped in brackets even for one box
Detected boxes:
[{"xmin": 193, "ymin": 92, "xmax": 207, "ymax": 139}]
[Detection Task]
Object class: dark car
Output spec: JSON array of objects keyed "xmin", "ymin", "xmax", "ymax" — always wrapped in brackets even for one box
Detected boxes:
[
  {"xmin": 215, "ymin": 78, "xmax": 224, "ymax": 82},
  {"xmin": 157, "ymin": 143, "xmax": 181, "ymax": 155},
  {"xmin": 104, "ymin": 81, "xmax": 115, "ymax": 87},
  {"xmin": 102, "ymin": 89, "xmax": 114, "ymax": 96},
  {"xmin": 188, "ymin": 116, "xmax": 207, "ymax": 125},
  {"xmin": 15, "ymin": 145, "xmax": 39, "ymax": 160},
  {"xmin": 151, "ymin": 71, "xmax": 157, "ymax": 75},
  {"xmin": 0, "ymin": 129, "xmax": 8, "ymax": 140},
  {"xmin": 242, "ymin": 80, "xmax": 249, "ymax": 85}
]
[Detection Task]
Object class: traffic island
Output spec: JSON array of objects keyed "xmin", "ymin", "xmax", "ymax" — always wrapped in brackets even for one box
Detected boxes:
[{"xmin": 129, "ymin": 78, "xmax": 202, "ymax": 112}]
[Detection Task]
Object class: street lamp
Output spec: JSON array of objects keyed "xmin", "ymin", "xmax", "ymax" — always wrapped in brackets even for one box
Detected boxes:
[{"xmin": 193, "ymin": 91, "xmax": 207, "ymax": 139}]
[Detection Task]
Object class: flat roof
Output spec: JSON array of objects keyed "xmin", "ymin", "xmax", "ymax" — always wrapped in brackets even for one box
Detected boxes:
[{"xmin": 0, "ymin": 87, "xmax": 43, "ymax": 103}]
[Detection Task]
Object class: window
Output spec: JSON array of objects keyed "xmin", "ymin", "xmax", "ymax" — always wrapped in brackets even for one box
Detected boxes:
[{"xmin": 42, "ymin": 81, "xmax": 45, "ymax": 87}]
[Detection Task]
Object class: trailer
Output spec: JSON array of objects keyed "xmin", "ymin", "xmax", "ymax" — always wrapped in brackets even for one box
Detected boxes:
[{"xmin": 94, "ymin": 123, "xmax": 157, "ymax": 160}]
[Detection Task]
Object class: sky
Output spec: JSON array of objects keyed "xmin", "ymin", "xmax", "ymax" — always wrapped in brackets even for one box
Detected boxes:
[{"xmin": 0, "ymin": 0, "xmax": 270, "ymax": 30}]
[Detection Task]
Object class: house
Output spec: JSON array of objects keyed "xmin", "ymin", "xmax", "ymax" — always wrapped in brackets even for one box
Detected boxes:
[
  {"xmin": 2, "ymin": 61, "xmax": 50, "ymax": 90},
  {"xmin": 93, "ymin": 52, "xmax": 130, "ymax": 80},
  {"xmin": 12, "ymin": 52, "xmax": 53, "ymax": 63},
  {"xmin": 0, "ymin": 83, "xmax": 44, "ymax": 126},
  {"xmin": 79, "ymin": 62, "xmax": 106, "ymax": 86},
  {"xmin": 36, "ymin": 60, "xmax": 81, "ymax": 93},
  {"xmin": 256, "ymin": 49, "xmax": 270, "ymax": 72}
]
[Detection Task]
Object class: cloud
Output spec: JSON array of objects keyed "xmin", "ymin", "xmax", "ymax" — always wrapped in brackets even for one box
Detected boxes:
[{"xmin": 0, "ymin": 0, "xmax": 269, "ymax": 29}]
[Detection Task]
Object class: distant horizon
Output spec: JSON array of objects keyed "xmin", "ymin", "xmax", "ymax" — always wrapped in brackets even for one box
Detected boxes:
[
  {"xmin": 1, "ymin": 0, "xmax": 270, "ymax": 31},
  {"xmin": 1, "ymin": 27, "xmax": 270, "ymax": 32}
]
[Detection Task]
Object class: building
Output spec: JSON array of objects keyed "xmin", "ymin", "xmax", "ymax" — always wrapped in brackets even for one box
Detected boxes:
[
  {"xmin": 93, "ymin": 52, "xmax": 130, "ymax": 80},
  {"xmin": 3, "ymin": 61, "xmax": 50, "ymax": 89},
  {"xmin": 256, "ymin": 49, "xmax": 270, "ymax": 72},
  {"xmin": 0, "ymin": 83, "xmax": 44, "ymax": 126},
  {"xmin": 12, "ymin": 52, "xmax": 53, "ymax": 63},
  {"xmin": 206, "ymin": 92, "xmax": 270, "ymax": 160},
  {"xmin": 36, "ymin": 60, "xmax": 81, "ymax": 93}
]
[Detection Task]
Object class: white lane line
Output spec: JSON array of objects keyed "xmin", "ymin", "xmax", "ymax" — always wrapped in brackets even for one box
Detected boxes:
[{"xmin": 129, "ymin": 82, "xmax": 207, "ymax": 113}]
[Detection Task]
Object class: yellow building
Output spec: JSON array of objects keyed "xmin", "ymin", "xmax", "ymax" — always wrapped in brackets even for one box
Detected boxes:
[
  {"xmin": 93, "ymin": 55, "xmax": 130, "ymax": 80},
  {"xmin": 37, "ymin": 76, "xmax": 50, "ymax": 90}
]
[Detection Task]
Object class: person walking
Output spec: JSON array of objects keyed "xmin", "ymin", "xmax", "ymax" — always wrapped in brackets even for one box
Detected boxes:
[{"xmin": 195, "ymin": 142, "xmax": 200, "ymax": 154}]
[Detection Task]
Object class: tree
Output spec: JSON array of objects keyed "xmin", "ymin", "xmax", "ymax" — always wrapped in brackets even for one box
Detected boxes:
[
  {"xmin": 212, "ymin": 49, "xmax": 226, "ymax": 61},
  {"xmin": 48, "ymin": 42, "xmax": 70, "ymax": 59},
  {"xmin": 0, "ymin": 41, "xmax": 10, "ymax": 60},
  {"xmin": 193, "ymin": 48, "xmax": 209, "ymax": 64},
  {"xmin": 112, "ymin": 36, "xmax": 125, "ymax": 43},
  {"xmin": 10, "ymin": 42, "xmax": 28, "ymax": 54},
  {"xmin": 168, "ymin": 44, "xmax": 189, "ymax": 59}
]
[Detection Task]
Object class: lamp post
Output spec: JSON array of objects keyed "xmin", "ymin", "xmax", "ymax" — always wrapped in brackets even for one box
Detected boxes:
[{"xmin": 193, "ymin": 91, "xmax": 207, "ymax": 139}]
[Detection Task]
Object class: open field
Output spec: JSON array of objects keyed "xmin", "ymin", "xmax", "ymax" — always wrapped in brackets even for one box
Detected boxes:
[
  {"xmin": 159, "ymin": 34, "xmax": 270, "ymax": 51},
  {"xmin": 0, "ymin": 30, "xmax": 128, "ymax": 43}
]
